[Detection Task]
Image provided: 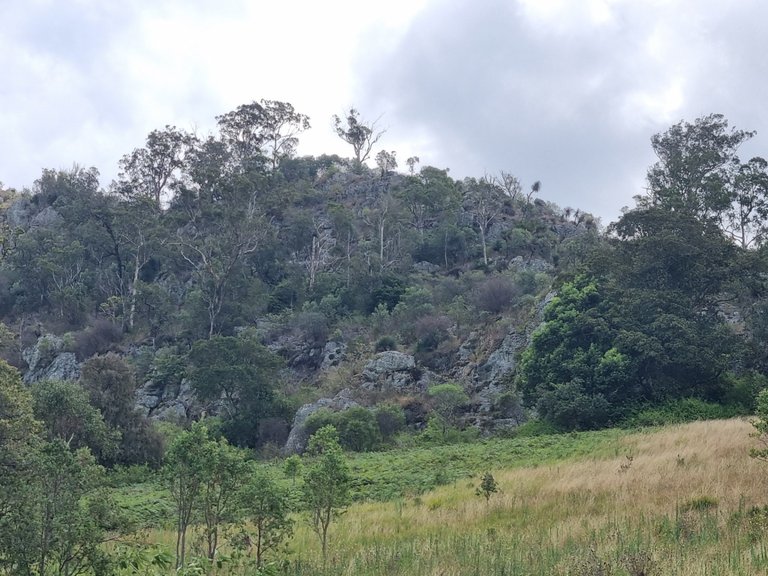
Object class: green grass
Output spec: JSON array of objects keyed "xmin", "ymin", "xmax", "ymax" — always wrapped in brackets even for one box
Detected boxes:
[
  {"xmin": 111, "ymin": 479, "xmax": 174, "ymax": 530},
  {"xmin": 345, "ymin": 427, "xmax": 627, "ymax": 501},
  {"xmin": 112, "ymin": 420, "xmax": 768, "ymax": 575}
]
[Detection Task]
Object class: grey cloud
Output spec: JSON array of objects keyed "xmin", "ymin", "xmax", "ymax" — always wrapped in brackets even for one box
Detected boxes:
[{"xmin": 357, "ymin": 0, "xmax": 768, "ymax": 223}]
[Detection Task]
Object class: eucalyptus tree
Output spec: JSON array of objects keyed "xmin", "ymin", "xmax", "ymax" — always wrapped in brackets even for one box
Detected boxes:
[
  {"xmin": 116, "ymin": 125, "xmax": 196, "ymax": 210},
  {"xmin": 333, "ymin": 107, "xmax": 384, "ymax": 166},
  {"xmin": 464, "ymin": 176, "xmax": 504, "ymax": 265},
  {"xmin": 174, "ymin": 135, "xmax": 272, "ymax": 337},
  {"xmin": 238, "ymin": 468, "xmax": 294, "ymax": 568},
  {"xmin": 216, "ymin": 99, "xmax": 310, "ymax": 173},
  {"xmin": 724, "ymin": 156, "xmax": 768, "ymax": 248}
]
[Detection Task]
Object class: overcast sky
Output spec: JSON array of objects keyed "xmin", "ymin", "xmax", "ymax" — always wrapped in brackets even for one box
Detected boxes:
[{"xmin": 2, "ymin": 0, "xmax": 768, "ymax": 224}]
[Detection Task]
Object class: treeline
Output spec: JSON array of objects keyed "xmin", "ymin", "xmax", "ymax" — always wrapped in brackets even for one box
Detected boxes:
[
  {"xmin": 0, "ymin": 101, "xmax": 566, "ymax": 343},
  {"xmin": 0, "ymin": 99, "xmax": 582, "ymax": 453},
  {"xmin": 3, "ymin": 101, "xmax": 767, "ymax": 448}
]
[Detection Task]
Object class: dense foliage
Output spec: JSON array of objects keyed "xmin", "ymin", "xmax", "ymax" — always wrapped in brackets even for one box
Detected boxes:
[
  {"xmin": 2, "ymin": 103, "xmax": 768, "ymax": 446},
  {"xmin": 518, "ymin": 114, "xmax": 768, "ymax": 429}
]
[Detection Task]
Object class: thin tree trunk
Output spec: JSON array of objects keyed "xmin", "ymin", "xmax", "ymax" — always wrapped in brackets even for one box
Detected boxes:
[
  {"xmin": 346, "ymin": 230, "xmax": 351, "ymax": 288},
  {"xmin": 480, "ymin": 227, "xmax": 488, "ymax": 265},
  {"xmin": 128, "ymin": 252, "xmax": 141, "ymax": 331}
]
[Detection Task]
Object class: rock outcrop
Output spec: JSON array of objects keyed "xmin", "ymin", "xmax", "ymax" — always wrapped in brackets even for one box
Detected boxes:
[
  {"xmin": 283, "ymin": 388, "xmax": 359, "ymax": 454},
  {"xmin": 360, "ymin": 350, "xmax": 437, "ymax": 393},
  {"xmin": 22, "ymin": 335, "xmax": 80, "ymax": 383}
]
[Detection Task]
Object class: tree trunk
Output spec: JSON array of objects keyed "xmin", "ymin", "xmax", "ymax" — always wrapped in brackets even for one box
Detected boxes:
[
  {"xmin": 128, "ymin": 252, "xmax": 142, "ymax": 331},
  {"xmin": 480, "ymin": 226, "xmax": 488, "ymax": 265}
]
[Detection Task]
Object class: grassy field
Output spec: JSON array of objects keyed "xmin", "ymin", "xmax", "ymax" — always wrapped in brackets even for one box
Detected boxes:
[{"xmin": 118, "ymin": 419, "xmax": 768, "ymax": 575}]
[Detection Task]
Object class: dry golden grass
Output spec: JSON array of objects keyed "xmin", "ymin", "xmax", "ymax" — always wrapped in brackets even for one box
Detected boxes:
[
  {"xmin": 132, "ymin": 419, "xmax": 768, "ymax": 575},
  {"xmin": 285, "ymin": 418, "xmax": 768, "ymax": 575}
]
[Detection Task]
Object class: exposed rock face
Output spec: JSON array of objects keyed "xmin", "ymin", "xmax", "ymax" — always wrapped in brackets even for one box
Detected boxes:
[
  {"xmin": 320, "ymin": 341, "xmax": 346, "ymax": 371},
  {"xmin": 363, "ymin": 350, "xmax": 414, "ymax": 377},
  {"xmin": 361, "ymin": 351, "xmax": 429, "ymax": 393},
  {"xmin": 22, "ymin": 335, "xmax": 80, "ymax": 383},
  {"xmin": 269, "ymin": 332, "xmax": 325, "ymax": 371},
  {"xmin": 465, "ymin": 290, "xmax": 556, "ymax": 423},
  {"xmin": 135, "ymin": 378, "xmax": 204, "ymax": 421},
  {"xmin": 30, "ymin": 206, "xmax": 62, "ymax": 228},
  {"xmin": 412, "ymin": 261, "xmax": 441, "ymax": 274},
  {"xmin": 509, "ymin": 256, "xmax": 554, "ymax": 274},
  {"xmin": 283, "ymin": 388, "xmax": 359, "ymax": 455},
  {"xmin": 6, "ymin": 198, "xmax": 32, "ymax": 229},
  {"xmin": 477, "ymin": 332, "xmax": 528, "ymax": 391},
  {"xmin": 553, "ymin": 221, "xmax": 591, "ymax": 242}
]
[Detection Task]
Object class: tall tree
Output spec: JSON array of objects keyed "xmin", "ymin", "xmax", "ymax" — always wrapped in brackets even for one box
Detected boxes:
[
  {"xmin": 173, "ymin": 131, "xmax": 274, "ymax": 337},
  {"xmin": 644, "ymin": 113, "xmax": 753, "ymax": 222},
  {"xmin": 216, "ymin": 99, "xmax": 310, "ymax": 172},
  {"xmin": 332, "ymin": 108, "xmax": 384, "ymax": 166},
  {"xmin": 116, "ymin": 125, "xmax": 196, "ymax": 210},
  {"xmin": 0, "ymin": 363, "xmax": 117, "ymax": 576},
  {"xmin": 165, "ymin": 424, "xmax": 208, "ymax": 570},
  {"xmin": 198, "ymin": 438, "xmax": 249, "ymax": 562},
  {"xmin": 0, "ymin": 364, "xmax": 38, "ymax": 575},
  {"xmin": 724, "ymin": 156, "xmax": 768, "ymax": 248},
  {"xmin": 396, "ymin": 166, "xmax": 460, "ymax": 240},
  {"xmin": 238, "ymin": 468, "xmax": 294, "ymax": 568},
  {"xmin": 465, "ymin": 176, "xmax": 503, "ymax": 265}
]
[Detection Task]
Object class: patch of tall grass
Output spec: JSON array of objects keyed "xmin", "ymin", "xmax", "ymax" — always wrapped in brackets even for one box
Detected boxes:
[{"xmin": 116, "ymin": 419, "xmax": 768, "ymax": 575}]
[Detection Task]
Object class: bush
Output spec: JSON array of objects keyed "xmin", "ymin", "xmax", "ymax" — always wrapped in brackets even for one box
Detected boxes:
[
  {"xmin": 472, "ymin": 276, "xmax": 519, "ymax": 314},
  {"xmin": 368, "ymin": 274, "xmax": 406, "ymax": 313},
  {"xmin": 305, "ymin": 407, "xmax": 382, "ymax": 452},
  {"xmin": 304, "ymin": 408, "xmax": 337, "ymax": 438},
  {"xmin": 722, "ymin": 371, "xmax": 768, "ymax": 412},
  {"xmin": 293, "ymin": 311, "xmax": 329, "ymax": 345},
  {"xmin": 336, "ymin": 407, "xmax": 381, "ymax": 452},
  {"xmin": 621, "ymin": 398, "xmax": 743, "ymax": 428},
  {"xmin": 374, "ymin": 335, "xmax": 398, "ymax": 352},
  {"xmin": 149, "ymin": 347, "xmax": 186, "ymax": 389},
  {"xmin": 414, "ymin": 315, "xmax": 452, "ymax": 353},
  {"xmin": 536, "ymin": 379, "xmax": 612, "ymax": 430},
  {"xmin": 418, "ymin": 415, "xmax": 479, "ymax": 445},
  {"xmin": 375, "ymin": 403, "xmax": 406, "ymax": 439},
  {"xmin": 73, "ymin": 318, "xmax": 123, "ymax": 360}
]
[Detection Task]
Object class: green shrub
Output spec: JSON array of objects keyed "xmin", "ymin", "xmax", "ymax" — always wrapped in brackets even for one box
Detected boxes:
[
  {"xmin": 336, "ymin": 407, "xmax": 381, "ymax": 452},
  {"xmin": 536, "ymin": 379, "xmax": 612, "ymax": 430},
  {"xmin": 304, "ymin": 407, "xmax": 382, "ymax": 452},
  {"xmin": 622, "ymin": 398, "xmax": 743, "ymax": 428},
  {"xmin": 374, "ymin": 335, "xmax": 398, "ymax": 352},
  {"xmin": 722, "ymin": 371, "xmax": 768, "ymax": 412},
  {"xmin": 414, "ymin": 315, "xmax": 452, "ymax": 353},
  {"xmin": 304, "ymin": 408, "xmax": 337, "ymax": 438},
  {"xmin": 418, "ymin": 415, "xmax": 478, "ymax": 445},
  {"xmin": 472, "ymin": 276, "xmax": 519, "ymax": 314},
  {"xmin": 375, "ymin": 403, "xmax": 406, "ymax": 439},
  {"xmin": 513, "ymin": 418, "xmax": 559, "ymax": 438}
]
